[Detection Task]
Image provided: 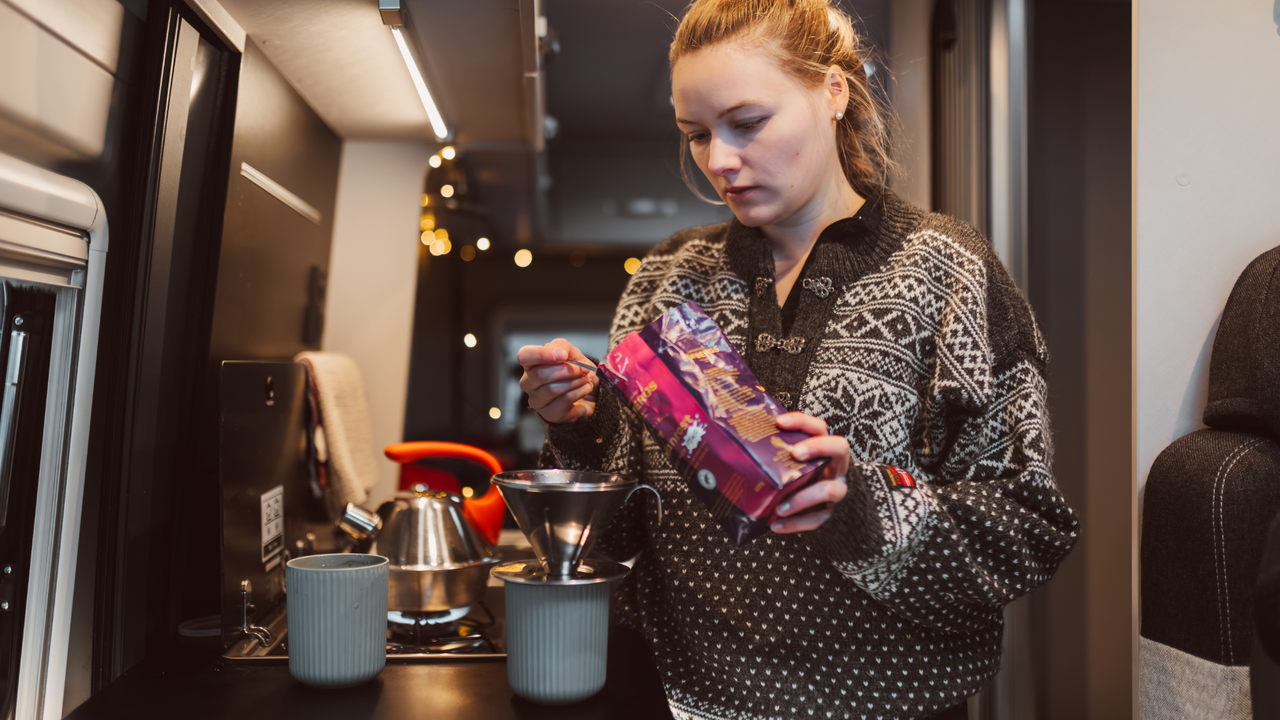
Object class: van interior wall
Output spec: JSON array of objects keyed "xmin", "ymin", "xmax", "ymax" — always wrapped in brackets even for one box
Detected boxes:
[
  {"xmin": 324, "ymin": 140, "xmax": 434, "ymax": 506},
  {"xmin": 1027, "ymin": 1, "xmax": 1132, "ymax": 718},
  {"xmin": 186, "ymin": 39, "xmax": 341, "ymax": 627},
  {"xmin": 888, "ymin": 0, "xmax": 932, "ymax": 209}
]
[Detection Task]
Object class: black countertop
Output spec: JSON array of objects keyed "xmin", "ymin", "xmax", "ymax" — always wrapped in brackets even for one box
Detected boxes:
[{"xmin": 66, "ymin": 626, "xmax": 674, "ymax": 720}]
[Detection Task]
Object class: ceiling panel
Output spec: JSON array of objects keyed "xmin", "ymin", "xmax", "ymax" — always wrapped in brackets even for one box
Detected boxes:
[
  {"xmin": 218, "ymin": 0, "xmax": 530, "ymax": 145},
  {"xmin": 218, "ymin": 0, "xmax": 432, "ymax": 139},
  {"xmin": 543, "ymin": 0, "xmax": 891, "ymax": 145},
  {"xmin": 404, "ymin": 0, "xmax": 529, "ymax": 146}
]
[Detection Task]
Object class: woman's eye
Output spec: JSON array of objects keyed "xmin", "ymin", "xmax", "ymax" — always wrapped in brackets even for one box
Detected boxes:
[
  {"xmin": 687, "ymin": 133, "xmax": 709, "ymax": 145},
  {"xmin": 736, "ymin": 121, "xmax": 761, "ymax": 131}
]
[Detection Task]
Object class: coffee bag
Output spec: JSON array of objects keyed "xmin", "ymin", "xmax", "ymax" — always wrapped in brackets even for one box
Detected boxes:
[{"xmin": 598, "ymin": 302, "xmax": 827, "ymax": 544}]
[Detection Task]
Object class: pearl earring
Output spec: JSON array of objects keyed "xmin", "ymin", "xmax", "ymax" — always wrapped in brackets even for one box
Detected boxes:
[{"xmin": 835, "ymin": 111, "xmax": 844, "ymax": 120}]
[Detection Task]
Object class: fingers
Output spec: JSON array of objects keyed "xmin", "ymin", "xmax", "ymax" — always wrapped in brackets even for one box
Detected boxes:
[
  {"xmin": 770, "ymin": 477, "xmax": 847, "ymax": 534},
  {"xmin": 526, "ymin": 374, "xmax": 595, "ymax": 408},
  {"xmin": 770, "ymin": 508, "xmax": 833, "ymax": 534},
  {"xmin": 534, "ymin": 376, "xmax": 597, "ymax": 422},
  {"xmin": 789, "ymin": 434, "xmax": 847, "ymax": 462},
  {"xmin": 775, "ymin": 413, "xmax": 848, "ymax": 478},
  {"xmin": 771, "ymin": 412, "xmax": 850, "ymax": 535},
  {"xmin": 516, "ymin": 344, "xmax": 567, "ymax": 367},
  {"xmin": 776, "ymin": 412, "xmax": 828, "ymax": 436},
  {"xmin": 516, "ymin": 338, "xmax": 601, "ymax": 423},
  {"xmin": 561, "ymin": 397, "xmax": 596, "ymax": 422},
  {"xmin": 520, "ymin": 363, "xmax": 588, "ymax": 394},
  {"xmin": 773, "ymin": 479, "xmax": 848, "ymax": 518},
  {"xmin": 547, "ymin": 338, "xmax": 593, "ymax": 366},
  {"xmin": 527, "ymin": 374, "xmax": 593, "ymax": 401},
  {"xmin": 518, "ymin": 339, "xmax": 596, "ymax": 397},
  {"xmin": 789, "ymin": 437, "xmax": 851, "ymax": 483},
  {"xmin": 517, "ymin": 340, "xmax": 594, "ymax": 375}
]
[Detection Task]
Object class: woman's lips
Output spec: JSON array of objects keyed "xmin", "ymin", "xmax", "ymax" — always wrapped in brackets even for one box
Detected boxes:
[{"xmin": 723, "ymin": 185, "xmax": 757, "ymax": 201}]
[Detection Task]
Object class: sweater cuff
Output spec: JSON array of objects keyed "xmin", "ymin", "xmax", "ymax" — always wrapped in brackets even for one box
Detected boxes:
[
  {"xmin": 810, "ymin": 463, "xmax": 936, "ymax": 569},
  {"xmin": 543, "ymin": 388, "xmax": 626, "ymax": 471},
  {"xmin": 809, "ymin": 462, "xmax": 881, "ymax": 564}
]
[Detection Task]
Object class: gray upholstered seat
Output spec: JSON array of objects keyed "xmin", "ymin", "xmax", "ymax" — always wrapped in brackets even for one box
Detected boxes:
[{"xmin": 1141, "ymin": 245, "xmax": 1280, "ymax": 719}]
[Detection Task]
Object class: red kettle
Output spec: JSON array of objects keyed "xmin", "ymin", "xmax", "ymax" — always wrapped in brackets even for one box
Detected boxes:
[{"xmin": 383, "ymin": 441, "xmax": 507, "ymax": 546}]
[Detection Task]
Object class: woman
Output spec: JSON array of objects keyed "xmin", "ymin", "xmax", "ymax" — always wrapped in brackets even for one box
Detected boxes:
[{"xmin": 518, "ymin": 1, "xmax": 1079, "ymax": 718}]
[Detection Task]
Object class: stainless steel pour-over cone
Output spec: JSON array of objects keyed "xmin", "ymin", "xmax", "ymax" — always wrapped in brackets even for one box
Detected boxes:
[
  {"xmin": 490, "ymin": 470, "xmax": 662, "ymax": 705},
  {"xmin": 490, "ymin": 470, "xmax": 662, "ymax": 580}
]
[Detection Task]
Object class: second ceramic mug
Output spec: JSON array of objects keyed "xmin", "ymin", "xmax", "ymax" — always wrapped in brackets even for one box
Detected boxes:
[{"xmin": 285, "ymin": 553, "xmax": 389, "ymax": 688}]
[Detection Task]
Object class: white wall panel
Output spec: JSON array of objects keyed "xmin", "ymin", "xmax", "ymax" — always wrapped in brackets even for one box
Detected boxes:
[
  {"xmin": 1135, "ymin": 0, "xmax": 1280, "ymax": 495},
  {"xmin": 0, "ymin": 2, "xmax": 115, "ymax": 160},
  {"xmin": 324, "ymin": 141, "xmax": 434, "ymax": 507},
  {"xmin": 888, "ymin": 0, "xmax": 931, "ymax": 210},
  {"xmin": 4, "ymin": 0, "xmax": 125, "ymax": 74}
]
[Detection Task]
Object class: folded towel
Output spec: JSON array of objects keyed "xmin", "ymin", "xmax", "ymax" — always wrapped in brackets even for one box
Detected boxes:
[{"xmin": 295, "ymin": 351, "xmax": 378, "ymax": 507}]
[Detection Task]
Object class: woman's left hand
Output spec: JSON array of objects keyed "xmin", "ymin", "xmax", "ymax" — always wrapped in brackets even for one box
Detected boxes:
[{"xmin": 770, "ymin": 412, "xmax": 851, "ymax": 534}]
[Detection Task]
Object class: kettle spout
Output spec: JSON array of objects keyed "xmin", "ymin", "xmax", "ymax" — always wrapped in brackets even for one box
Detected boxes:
[
  {"xmin": 337, "ymin": 503, "xmax": 383, "ymax": 553},
  {"xmin": 463, "ymin": 488, "xmax": 506, "ymax": 547}
]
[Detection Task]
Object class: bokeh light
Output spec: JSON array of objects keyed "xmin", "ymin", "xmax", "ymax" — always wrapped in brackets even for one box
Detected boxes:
[
  {"xmin": 488, "ymin": 407, "xmax": 502, "ymax": 419},
  {"xmin": 440, "ymin": 184, "xmax": 455, "ymax": 198},
  {"xmin": 477, "ymin": 237, "xmax": 490, "ymax": 251},
  {"xmin": 442, "ymin": 146, "xmax": 457, "ymax": 160},
  {"xmin": 624, "ymin": 257, "xmax": 642, "ymax": 275},
  {"xmin": 464, "ymin": 333, "xmax": 477, "ymax": 348},
  {"xmin": 514, "ymin": 249, "xmax": 532, "ymax": 268},
  {"xmin": 428, "ymin": 155, "xmax": 442, "ymax": 168}
]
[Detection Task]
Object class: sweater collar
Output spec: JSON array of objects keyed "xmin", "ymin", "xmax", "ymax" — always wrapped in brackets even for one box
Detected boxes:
[{"xmin": 723, "ymin": 189, "xmax": 914, "ymax": 295}]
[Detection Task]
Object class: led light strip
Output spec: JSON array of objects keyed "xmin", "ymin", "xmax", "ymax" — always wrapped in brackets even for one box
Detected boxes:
[
  {"xmin": 240, "ymin": 163, "xmax": 321, "ymax": 225},
  {"xmin": 392, "ymin": 27, "xmax": 449, "ymax": 141}
]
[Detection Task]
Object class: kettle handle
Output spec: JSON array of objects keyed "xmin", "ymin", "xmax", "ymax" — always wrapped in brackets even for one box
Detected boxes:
[{"xmin": 383, "ymin": 442, "xmax": 506, "ymax": 546}]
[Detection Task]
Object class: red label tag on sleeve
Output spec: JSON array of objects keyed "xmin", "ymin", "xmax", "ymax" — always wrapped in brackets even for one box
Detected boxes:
[{"xmin": 881, "ymin": 466, "xmax": 916, "ymax": 489}]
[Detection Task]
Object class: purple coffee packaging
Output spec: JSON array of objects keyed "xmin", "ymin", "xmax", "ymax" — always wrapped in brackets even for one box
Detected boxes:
[{"xmin": 598, "ymin": 302, "xmax": 827, "ymax": 544}]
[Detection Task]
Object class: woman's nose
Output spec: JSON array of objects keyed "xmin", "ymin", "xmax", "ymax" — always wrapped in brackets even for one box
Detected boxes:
[{"xmin": 707, "ymin": 136, "xmax": 740, "ymax": 176}]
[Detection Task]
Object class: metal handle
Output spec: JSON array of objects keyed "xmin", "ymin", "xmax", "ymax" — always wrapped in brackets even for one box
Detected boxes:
[
  {"xmin": 0, "ymin": 323, "xmax": 29, "ymax": 530},
  {"xmin": 239, "ymin": 580, "xmax": 272, "ymax": 648},
  {"xmin": 624, "ymin": 483, "xmax": 663, "ymax": 524}
]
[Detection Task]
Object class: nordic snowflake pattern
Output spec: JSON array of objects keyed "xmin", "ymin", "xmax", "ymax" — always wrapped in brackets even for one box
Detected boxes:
[{"xmin": 543, "ymin": 194, "xmax": 1079, "ymax": 720}]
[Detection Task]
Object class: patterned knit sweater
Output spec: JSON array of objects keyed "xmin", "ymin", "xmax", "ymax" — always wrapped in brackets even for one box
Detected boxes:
[{"xmin": 541, "ymin": 190, "xmax": 1080, "ymax": 720}]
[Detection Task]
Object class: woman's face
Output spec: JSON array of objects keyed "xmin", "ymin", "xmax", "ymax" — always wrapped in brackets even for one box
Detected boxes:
[{"xmin": 673, "ymin": 42, "xmax": 842, "ymax": 229}]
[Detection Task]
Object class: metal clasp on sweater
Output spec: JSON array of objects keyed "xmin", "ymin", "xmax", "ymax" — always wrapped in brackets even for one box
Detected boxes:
[
  {"xmin": 756, "ymin": 333, "xmax": 805, "ymax": 355},
  {"xmin": 802, "ymin": 277, "xmax": 834, "ymax": 298}
]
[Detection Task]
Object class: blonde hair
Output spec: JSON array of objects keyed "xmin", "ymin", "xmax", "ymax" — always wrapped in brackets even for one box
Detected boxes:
[{"xmin": 670, "ymin": 0, "xmax": 896, "ymax": 198}]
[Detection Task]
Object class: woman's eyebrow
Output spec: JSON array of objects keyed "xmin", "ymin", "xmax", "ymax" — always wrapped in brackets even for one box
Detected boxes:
[{"xmin": 676, "ymin": 101, "xmax": 765, "ymax": 125}]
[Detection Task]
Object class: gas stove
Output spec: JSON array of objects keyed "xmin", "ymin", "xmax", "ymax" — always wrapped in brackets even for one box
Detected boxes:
[
  {"xmin": 222, "ymin": 583, "xmax": 507, "ymax": 663},
  {"xmin": 384, "ymin": 598, "xmax": 504, "ymax": 656}
]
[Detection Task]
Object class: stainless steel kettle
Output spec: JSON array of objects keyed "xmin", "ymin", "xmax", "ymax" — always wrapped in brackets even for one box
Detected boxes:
[
  {"xmin": 338, "ymin": 441, "xmax": 510, "ymax": 613},
  {"xmin": 340, "ymin": 485, "xmax": 501, "ymax": 613}
]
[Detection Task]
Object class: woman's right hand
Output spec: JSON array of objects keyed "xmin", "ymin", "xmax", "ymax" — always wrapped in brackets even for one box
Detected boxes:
[{"xmin": 517, "ymin": 339, "xmax": 599, "ymax": 424}]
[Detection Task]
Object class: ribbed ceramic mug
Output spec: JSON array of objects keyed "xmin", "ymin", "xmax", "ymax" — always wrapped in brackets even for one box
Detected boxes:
[
  {"xmin": 286, "ymin": 553, "xmax": 388, "ymax": 688},
  {"xmin": 505, "ymin": 582, "xmax": 611, "ymax": 704}
]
